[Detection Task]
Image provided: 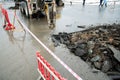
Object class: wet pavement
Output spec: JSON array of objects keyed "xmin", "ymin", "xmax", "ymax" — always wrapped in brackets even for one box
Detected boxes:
[
  {"xmin": 0, "ymin": 2, "xmax": 39, "ymax": 80},
  {"xmin": 54, "ymin": 2, "xmax": 120, "ymax": 33},
  {"xmin": 0, "ymin": 1, "xmax": 120, "ymax": 80}
]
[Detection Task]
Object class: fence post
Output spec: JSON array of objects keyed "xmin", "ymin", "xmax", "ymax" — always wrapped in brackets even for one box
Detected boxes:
[{"xmin": 1, "ymin": 7, "xmax": 15, "ymax": 30}]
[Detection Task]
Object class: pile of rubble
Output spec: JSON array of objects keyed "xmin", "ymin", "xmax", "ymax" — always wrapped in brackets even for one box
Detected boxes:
[{"xmin": 52, "ymin": 24, "xmax": 120, "ymax": 76}]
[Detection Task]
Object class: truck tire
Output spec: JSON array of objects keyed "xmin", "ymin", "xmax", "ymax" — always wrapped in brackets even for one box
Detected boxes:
[
  {"xmin": 20, "ymin": 7, "xmax": 26, "ymax": 15},
  {"xmin": 20, "ymin": 7, "xmax": 24, "ymax": 13},
  {"xmin": 25, "ymin": 6, "xmax": 30, "ymax": 18},
  {"xmin": 24, "ymin": 1, "xmax": 30, "ymax": 18},
  {"xmin": 56, "ymin": 0, "xmax": 64, "ymax": 6},
  {"xmin": 20, "ymin": 1, "xmax": 30, "ymax": 18}
]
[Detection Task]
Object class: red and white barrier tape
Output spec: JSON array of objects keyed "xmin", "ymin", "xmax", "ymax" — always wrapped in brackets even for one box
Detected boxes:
[
  {"xmin": 36, "ymin": 52, "xmax": 65, "ymax": 80},
  {"xmin": 14, "ymin": 11, "xmax": 83, "ymax": 80}
]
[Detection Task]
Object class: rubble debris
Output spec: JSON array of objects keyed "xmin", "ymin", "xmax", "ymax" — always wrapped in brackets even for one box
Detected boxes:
[
  {"xmin": 66, "ymin": 24, "xmax": 72, "ymax": 27},
  {"xmin": 51, "ymin": 35, "xmax": 61, "ymax": 47},
  {"xmin": 108, "ymin": 45, "xmax": 120, "ymax": 62},
  {"xmin": 107, "ymin": 71, "xmax": 120, "ymax": 80},
  {"xmin": 51, "ymin": 24, "xmax": 120, "ymax": 78},
  {"xmin": 77, "ymin": 26, "xmax": 85, "ymax": 28}
]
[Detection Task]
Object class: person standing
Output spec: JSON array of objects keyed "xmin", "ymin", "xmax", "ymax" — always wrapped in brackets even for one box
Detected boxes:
[
  {"xmin": 103, "ymin": 0, "xmax": 107, "ymax": 7},
  {"xmin": 70, "ymin": 1, "xmax": 72, "ymax": 6},
  {"xmin": 99, "ymin": 0, "xmax": 103, "ymax": 6},
  {"xmin": 83, "ymin": 0, "xmax": 86, "ymax": 6}
]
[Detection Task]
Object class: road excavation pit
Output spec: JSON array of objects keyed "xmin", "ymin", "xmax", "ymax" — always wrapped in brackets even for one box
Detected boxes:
[{"xmin": 51, "ymin": 24, "xmax": 120, "ymax": 80}]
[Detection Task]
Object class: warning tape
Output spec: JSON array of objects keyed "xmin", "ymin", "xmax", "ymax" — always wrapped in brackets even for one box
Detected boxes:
[{"xmin": 14, "ymin": 11, "xmax": 83, "ymax": 80}]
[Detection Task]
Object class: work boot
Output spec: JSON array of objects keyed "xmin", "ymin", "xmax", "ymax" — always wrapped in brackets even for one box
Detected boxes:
[{"xmin": 105, "ymin": 4, "xmax": 107, "ymax": 7}]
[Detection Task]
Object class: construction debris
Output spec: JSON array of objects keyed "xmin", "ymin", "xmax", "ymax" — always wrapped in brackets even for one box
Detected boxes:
[{"xmin": 52, "ymin": 24, "xmax": 120, "ymax": 77}]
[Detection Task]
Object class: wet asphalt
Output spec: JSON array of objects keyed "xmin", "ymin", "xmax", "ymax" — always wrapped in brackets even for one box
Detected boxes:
[{"xmin": 0, "ymin": 1, "xmax": 120, "ymax": 80}]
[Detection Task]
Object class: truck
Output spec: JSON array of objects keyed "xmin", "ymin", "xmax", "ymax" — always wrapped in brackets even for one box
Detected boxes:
[{"xmin": 15, "ymin": 0, "xmax": 64, "ymax": 27}]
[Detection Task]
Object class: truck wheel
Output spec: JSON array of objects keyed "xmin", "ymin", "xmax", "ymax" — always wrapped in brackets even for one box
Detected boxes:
[
  {"xmin": 25, "ymin": 7, "xmax": 28, "ymax": 16},
  {"xmin": 20, "ymin": 8, "xmax": 25, "ymax": 15},
  {"xmin": 20, "ymin": 1, "xmax": 30, "ymax": 18},
  {"xmin": 23, "ymin": 8, "xmax": 26, "ymax": 15},
  {"xmin": 25, "ymin": 2, "xmax": 30, "ymax": 18},
  {"xmin": 20, "ymin": 8, "xmax": 23, "ymax": 13},
  {"xmin": 58, "ymin": 0, "xmax": 64, "ymax": 6}
]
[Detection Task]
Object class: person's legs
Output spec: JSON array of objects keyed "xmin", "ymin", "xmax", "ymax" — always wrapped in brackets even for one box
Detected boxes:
[
  {"xmin": 83, "ymin": 0, "xmax": 85, "ymax": 5},
  {"xmin": 104, "ymin": 0, "xmax": 107, "ymax": 7},
  {"xmin": 100, "ymin": 0, "xmax": 103, "ymax": 6}
]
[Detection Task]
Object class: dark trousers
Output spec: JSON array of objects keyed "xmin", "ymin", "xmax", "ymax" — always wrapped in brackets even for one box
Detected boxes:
[
  {"xmin": 83, "ymin": 0, "xmax": 85, "ymax": 5},
  {"xmin": 100, "ymin": 0, "xmax": 103, "ymax": 6}
]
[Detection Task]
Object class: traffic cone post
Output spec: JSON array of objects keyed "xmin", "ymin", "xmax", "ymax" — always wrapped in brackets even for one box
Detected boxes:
[{"xmin": 1, "ymin": 8, "xmax": 15, "ymax": 30}]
